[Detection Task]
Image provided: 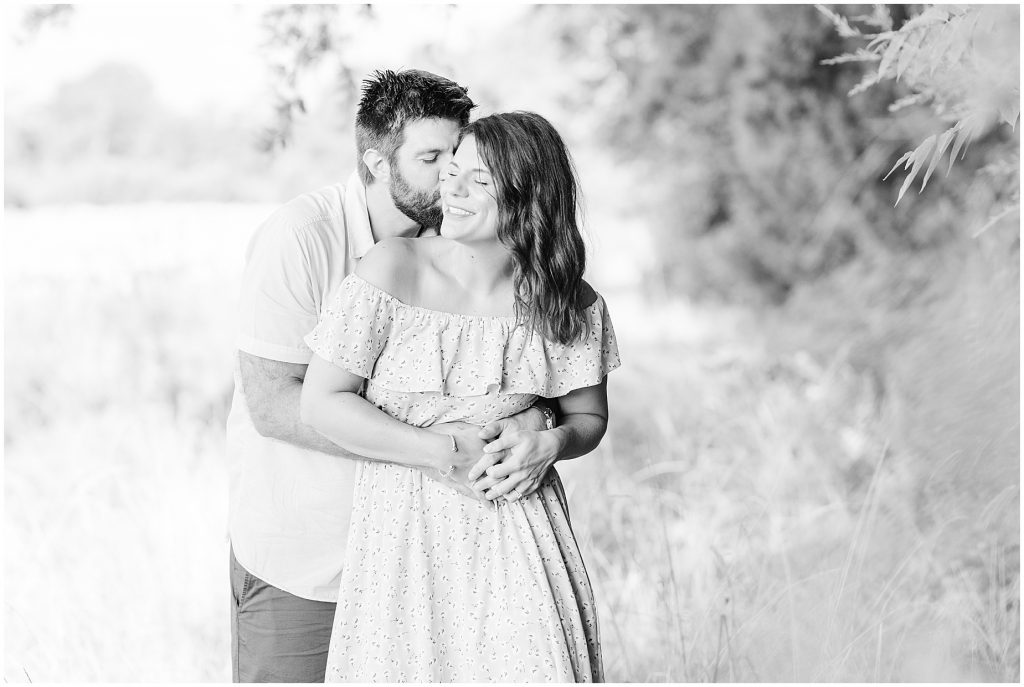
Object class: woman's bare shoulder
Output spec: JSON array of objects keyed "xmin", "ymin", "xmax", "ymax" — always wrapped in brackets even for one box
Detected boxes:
[{"xmin": 354, "ymin": 237, "xmax": 422, "ymax": 297}]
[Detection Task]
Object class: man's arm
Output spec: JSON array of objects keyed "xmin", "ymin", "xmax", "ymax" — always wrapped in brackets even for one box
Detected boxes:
[
  {"xmin": 240, "ymin": 350, "xmax": 488, "ymax": 498},
  {"xmin": 238, "ymin": 350, "xmax": 356, "ymax": 457},
  {"xmin": 299, "ymin": 353, "xmax": 492, "ymax": 500}
]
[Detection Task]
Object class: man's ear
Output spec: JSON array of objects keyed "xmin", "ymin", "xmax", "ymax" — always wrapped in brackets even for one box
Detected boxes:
[{"xmin": 362, "ymin": 149, "xmax": 390, "ymax": 184}]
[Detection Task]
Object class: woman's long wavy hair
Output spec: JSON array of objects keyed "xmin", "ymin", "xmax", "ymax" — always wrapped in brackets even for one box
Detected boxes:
[{"xmin": 463, "ymin": 112, "xmax": 589, "ymax": 345}]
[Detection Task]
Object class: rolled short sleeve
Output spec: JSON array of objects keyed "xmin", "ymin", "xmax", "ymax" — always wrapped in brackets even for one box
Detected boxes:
[{"xmin": 236, "ymin": 215, "xmax": 323, "ymax": 365}]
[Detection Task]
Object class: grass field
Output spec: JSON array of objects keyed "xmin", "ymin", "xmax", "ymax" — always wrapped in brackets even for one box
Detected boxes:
[{"xmin": 4, "ymin": 203, "xmax": 1018, "ymax": 682}]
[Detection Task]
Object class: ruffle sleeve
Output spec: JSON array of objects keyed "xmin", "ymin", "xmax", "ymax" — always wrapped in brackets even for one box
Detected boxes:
[
  {"xmin": 502, "ymin": 294, "xmax": 621, "ymax": 397},
  {"xmin": 305, "ymin": 274, "xmax": 621, "ymax": 397},
  {"xmin": 304, "ymin": 274, "xmax": 396, "ymax": 379}
]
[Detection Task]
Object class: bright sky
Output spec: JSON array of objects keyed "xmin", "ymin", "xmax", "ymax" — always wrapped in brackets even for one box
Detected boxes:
[
  {"xmin": 4, "ymin": 3, "xmax": 527, "ymax": 115},
  {"xmin": 6, "ymin": 4, "xmax": 263, "ymax": 113}
]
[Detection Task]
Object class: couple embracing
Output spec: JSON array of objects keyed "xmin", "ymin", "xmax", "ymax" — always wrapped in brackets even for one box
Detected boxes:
[{"xmin": 226, "ymin": 68, "xmax": 621, "ymax": 683}]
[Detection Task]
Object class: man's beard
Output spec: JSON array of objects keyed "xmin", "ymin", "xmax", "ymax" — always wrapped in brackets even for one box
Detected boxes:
[{"xmin": 390, "ymin": 165, "xmax": 442, "ymax": 229}]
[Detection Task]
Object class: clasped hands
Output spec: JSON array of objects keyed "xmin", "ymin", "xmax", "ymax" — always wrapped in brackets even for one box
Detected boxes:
[{"xmin": 428, "ymin": 410, "xmax": 561, "ymax": 504}]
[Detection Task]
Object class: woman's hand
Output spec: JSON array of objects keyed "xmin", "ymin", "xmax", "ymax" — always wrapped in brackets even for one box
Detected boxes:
[
  {"xmin": 424, "ymin": 422, "xmax": 492, "ymax": 501},
  {"xmin": 468, "ymin": 428, "xmax": 564, "ymax": 502}
]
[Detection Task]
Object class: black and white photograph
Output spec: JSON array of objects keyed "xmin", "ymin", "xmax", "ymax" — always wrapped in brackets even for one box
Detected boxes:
[{"xmin": 4, "ymin": 2, "xmax": 1020, "ymax": 683}]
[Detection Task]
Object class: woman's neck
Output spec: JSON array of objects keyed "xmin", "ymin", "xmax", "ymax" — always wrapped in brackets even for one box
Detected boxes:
[{"xmin": 427, "ymin": 238, "xmax": 516, "ymax": 315}]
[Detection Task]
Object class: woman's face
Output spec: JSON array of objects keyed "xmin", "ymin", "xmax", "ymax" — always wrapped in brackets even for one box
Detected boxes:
[{"xmin": 439, "ymin": 135, "xmax": 500, "ymax": 244}]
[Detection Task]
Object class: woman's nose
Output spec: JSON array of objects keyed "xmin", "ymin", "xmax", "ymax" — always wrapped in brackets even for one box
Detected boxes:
[{"xmin": 445, "ymin": 172, "xmax": 468, "ymax": 196}]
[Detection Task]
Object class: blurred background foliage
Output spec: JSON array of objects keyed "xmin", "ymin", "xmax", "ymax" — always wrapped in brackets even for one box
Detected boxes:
[
  {"xmin": 8, "ymin": 4, "xmax": 1017, "ymax": 299},
  {"xmin": 5, "ymin": 3, "xmax": 1019, "ymax": 682}
]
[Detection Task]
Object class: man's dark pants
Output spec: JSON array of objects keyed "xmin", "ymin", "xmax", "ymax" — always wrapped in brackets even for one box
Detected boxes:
[{"xmin": 230, "ymin": 548, "xmax": 337, "ymax": 682}]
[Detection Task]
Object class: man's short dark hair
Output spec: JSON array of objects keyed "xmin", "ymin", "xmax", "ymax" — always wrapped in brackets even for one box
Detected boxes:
[{"xmin": 355, "ymin": 69, "xmax": 475, "ymax": 186}]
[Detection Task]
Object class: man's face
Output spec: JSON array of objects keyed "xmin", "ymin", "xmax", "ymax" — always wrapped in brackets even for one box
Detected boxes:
[{"xmin": 388, "ymin": 117, "xmax": 462, "ymax": 229}]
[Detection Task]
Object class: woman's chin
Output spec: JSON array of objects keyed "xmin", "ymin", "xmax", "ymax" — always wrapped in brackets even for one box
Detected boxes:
[{"xmin": 439, "ymin": 221, "xmax": 461, "ymax": 240}]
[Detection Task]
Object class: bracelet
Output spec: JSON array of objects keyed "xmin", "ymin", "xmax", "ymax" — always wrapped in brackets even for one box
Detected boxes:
[{"xmin": 438, "ymin": 435, "xmax": 458, "ymax": 480}]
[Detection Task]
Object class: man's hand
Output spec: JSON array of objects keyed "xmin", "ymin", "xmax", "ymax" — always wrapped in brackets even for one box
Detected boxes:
[
  {"xmin": 468, "ymin": 405, "xmax": 554, "ymax": 501},
  {"xmin": 423, "ymin": 421, "xmax": 492, "ymax": 502},
  {"xmin": 477, "ymin": 406, "xmax": 549, "ymax": 447},
  {"xmin": 468, "ymin": 428, "xmax": 564, "ymax": 502}
]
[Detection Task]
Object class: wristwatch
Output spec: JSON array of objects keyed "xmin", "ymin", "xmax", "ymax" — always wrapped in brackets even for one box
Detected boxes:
[{"xmin": 537, "ymin": 404, "xmax": 556, "ymax": 430}]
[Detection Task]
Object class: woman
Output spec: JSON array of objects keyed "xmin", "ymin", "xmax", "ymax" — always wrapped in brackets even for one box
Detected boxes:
[{"xmin": 301, "ymin": 111, "xmax": 620, "ymax": 682}]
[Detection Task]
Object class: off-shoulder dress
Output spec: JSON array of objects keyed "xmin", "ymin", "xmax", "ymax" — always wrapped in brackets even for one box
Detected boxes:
[{"xmin": 305, "ymin": 273, "xmax": 621, "ymax": 683}]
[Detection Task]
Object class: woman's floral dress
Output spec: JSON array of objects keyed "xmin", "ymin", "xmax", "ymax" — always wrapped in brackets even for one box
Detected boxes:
[{"xmin": 305, "ymin": 274, "xmax": 620, "ymax": 683}]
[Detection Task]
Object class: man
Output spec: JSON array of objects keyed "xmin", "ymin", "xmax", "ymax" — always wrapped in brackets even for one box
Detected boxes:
[{"xmin": 225, "ymin": 69, "xmax": 554, "ymax": 682}]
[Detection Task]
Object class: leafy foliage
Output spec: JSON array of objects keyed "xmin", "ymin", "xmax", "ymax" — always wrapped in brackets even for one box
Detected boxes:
[
  {"xmin": 540, "ymin": 4, "xmax": 1018, "ymax": 302},
  {"xmin": 819, "ymin": 4, "xmax": 1020, "ymax": 211},
  {"xmin": 544, "ymin": 4, "xmax": 973, "ymax": 302},
  {"xmin": 257, "ymin": 4, "xmax": 374, "ymax": 151},
  {"xmin": 14, "ymin": 3, "xmax": 73, "ymax": 43}
]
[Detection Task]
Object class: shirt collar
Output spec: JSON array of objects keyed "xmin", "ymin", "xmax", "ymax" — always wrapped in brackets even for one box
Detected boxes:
[{"xmin": 344, "ymin": 171, "xmax": 376, "ymax": 260}]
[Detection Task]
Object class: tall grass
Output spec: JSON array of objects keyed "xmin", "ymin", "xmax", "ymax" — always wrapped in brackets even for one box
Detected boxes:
[
  {"xmin": 4, "ymin": 204, "xmax": 1018, "ymax": 682},
  {"xmin": 561, "ymin": 229, "xmax": 1020, "ymax": 681},
  {"xmin": 4, "ymin": 204, "xmax": 266, "ymax": 681}
]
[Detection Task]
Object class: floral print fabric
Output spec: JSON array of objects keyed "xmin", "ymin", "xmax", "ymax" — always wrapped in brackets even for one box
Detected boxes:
[{"xmin": 305, "ymin": 274, "xmax": 621, "ymax": 682}]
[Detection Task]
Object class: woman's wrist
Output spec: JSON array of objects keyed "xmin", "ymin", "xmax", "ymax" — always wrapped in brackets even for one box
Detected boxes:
[{"xmin": 422, "ymin": 428, "xmax": 459, "ymax": 472}]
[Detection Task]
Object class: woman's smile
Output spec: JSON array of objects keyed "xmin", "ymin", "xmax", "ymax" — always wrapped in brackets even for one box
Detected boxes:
[
  {"xmin": 439, "ymin": 136, "xmax": 499, "ymax": 240},
  {"xmin": 443, "ymin": 203, "xmax": 475, "ymax": 217}
]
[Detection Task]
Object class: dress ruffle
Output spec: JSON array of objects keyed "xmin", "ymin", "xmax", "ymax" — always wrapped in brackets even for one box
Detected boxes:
[{"xmin": 305, "ymin": 274, "xmax": 621, "ymax": 397}]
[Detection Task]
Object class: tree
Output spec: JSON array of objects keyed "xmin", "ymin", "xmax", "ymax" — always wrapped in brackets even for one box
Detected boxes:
[
  {"xmin": 48, "ymin": 62, "xmax": 158, "ymax": 157},
  {"xmin": 819, "ymin": 4, "xmax": 1020, "ymax": 227},
  {"xmin": 257, "ymin": 4, "xmax": 375, "ymax": 151},
  {"xmin": 14, "ymin": 3, "xmax": 73, "ymax": 44},
  {"xmin": 543, "ymin": 4, "xmax": 975, "ymax": 302}
]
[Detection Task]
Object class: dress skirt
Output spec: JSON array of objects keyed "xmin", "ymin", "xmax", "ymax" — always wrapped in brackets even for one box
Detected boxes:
[{"xmin": 324, "ymin": 461, "xmax": 604, "ymax": 683}]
